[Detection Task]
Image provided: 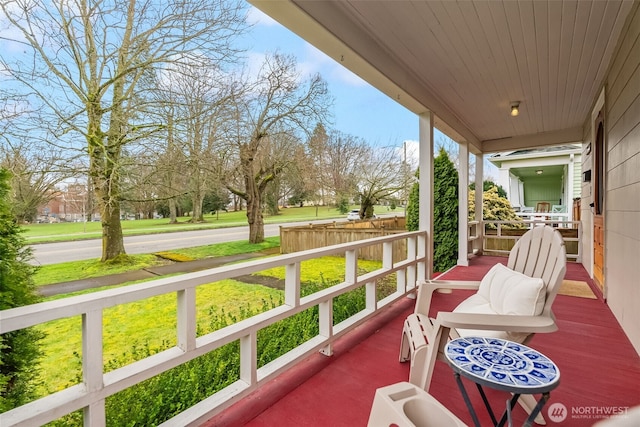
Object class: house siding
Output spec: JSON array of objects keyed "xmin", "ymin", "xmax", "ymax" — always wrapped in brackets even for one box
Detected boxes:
[
  {"xmin": 523, "ymin": 177, "xmax": 562, "ymax": 208},
  {"xmin": 599, "ymin": 2, "xmax": 640, "ymax": 354},
  {"xmin": 572, "ymin": 158, "xmax": 582, "ymax": 200}
]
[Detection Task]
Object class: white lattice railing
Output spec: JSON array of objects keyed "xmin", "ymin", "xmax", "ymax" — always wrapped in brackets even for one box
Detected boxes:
[{"xmin": 0, "ymin": 231, "xmax": 427, "ymax": 426}]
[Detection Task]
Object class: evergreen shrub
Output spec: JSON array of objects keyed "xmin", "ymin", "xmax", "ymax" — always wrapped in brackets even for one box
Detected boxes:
[{"xmin": 0, "ymin": 168, "xmax": 45, "ymax": 412}]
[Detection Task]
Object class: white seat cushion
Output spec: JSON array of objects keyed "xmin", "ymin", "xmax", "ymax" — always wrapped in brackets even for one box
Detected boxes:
[{"xmin": 453, "ymin": 263, "xmax": 546, "ymax": 342}]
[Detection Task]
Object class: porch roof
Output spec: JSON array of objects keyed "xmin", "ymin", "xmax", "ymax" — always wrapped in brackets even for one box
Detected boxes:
[
  {"xmin": 249, "ymin": 1, "xmax": 635, "ymax": 153},
  {"xmin": 206, "ymin": 256, "xmax": 640, "ymax": 426}
]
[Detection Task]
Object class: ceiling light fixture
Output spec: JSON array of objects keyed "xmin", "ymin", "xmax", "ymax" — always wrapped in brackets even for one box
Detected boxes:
[{"xmin": 510, "ymin": 102, "xmax": 520, "ymax": 117}]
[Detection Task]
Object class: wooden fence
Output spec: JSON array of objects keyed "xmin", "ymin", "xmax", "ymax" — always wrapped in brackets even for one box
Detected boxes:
[
  {"xmin": 483, "ymin": 224, "xmax": 580, "ymax": 260},
  {"xmin": 280, "ymin": 216, "xmax": 407, "ymax": 261}
]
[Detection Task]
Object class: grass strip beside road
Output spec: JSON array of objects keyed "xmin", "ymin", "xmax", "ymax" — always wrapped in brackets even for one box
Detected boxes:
[{"xmin": 34, "ymin": 237, "xmax": 281, "ymax": 287}]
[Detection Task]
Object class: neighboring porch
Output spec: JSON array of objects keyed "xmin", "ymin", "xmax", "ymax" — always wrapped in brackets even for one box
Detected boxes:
[{"xmin": 207, "ymin": 256, "xmax": 640, "ymax": 427}]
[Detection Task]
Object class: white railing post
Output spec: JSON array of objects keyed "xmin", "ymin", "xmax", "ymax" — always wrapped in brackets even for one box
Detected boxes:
[
  {"xmin": 83, "ymin": 309, "xmax": 104, "ymax": 426},
  {"xmin": 382, "ymin": 241, "xmax": 393, "ymax": 270},
  {"xmin": 405, "ymin": 235, "xmax": 417, "ymax": 292},
  {"xmin": 285, "ymin": 262, "xmax": 301, "ymax": 307},
  {"xmin": 319, "ymin": 300, "xmax": 333, "ymax": 356},
  {"xmin": 177, "ymin": 288, "xmax": 196, "ymax": 352},
  {"xmin": 240, "ymin": 332, "xmax": 257, "ymax": 385},
  {"xmin": 417, "ymin": 233, "xmax": 427, "ymax": 282},
  {"xmin": 84, "ymin": 401, "xmax": 106, "ymax": 427},
  {"xmin": 366, "ymin": 281, "xmax": 377, "ymax": 311},
  {"xmin": 577, "ymin": 221, "xmax": 582, "ymax": 262},
  {"xmin": 345, "ymin": 249, "xmax": 357, "ymax": 284}
]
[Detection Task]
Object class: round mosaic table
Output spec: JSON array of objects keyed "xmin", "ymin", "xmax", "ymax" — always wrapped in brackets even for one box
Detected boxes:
[{"xmin": 445, "ymin": 336, "xmax": 560, "ymax": 427}]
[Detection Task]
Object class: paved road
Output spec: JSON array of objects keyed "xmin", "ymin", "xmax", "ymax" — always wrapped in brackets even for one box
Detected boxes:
[{"xmin": 29, "ymin": 219, "xmax": 339, "ymax": 265}]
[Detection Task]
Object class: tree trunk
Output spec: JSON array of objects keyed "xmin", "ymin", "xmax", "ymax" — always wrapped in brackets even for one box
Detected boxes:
[
  {"xmin": 244, "ymin": 160, "xmax": 264, "ymax": 243},
  {"xmin": 192, "ymin": 192, "xmax": 204, "ymax": 222},
  {"xmin": 100, "ymin": 196, "xmax": 125, "ymax": 261},
  {"xmin": 246, "ymin": 194, "xmax": 264, "ymax": 243},
  {"xmin": 88, "ymin": 105, "xmax": 126, "ymax": 261},
  {"xmin": 169, "ymin": 198, "xmax": 178, "ymax": 224}
]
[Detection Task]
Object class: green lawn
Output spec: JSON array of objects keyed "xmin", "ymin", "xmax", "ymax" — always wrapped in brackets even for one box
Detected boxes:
[
  {"xmin": 35, "ymin": 256, "xmax": 386, "ymax": 396},
  {"xmin": 36, "ymin": 279, "xmax": 283, "ymax": 395}
]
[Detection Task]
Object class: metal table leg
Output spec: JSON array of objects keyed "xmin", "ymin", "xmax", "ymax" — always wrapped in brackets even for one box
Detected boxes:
[
  {"xmin": 523, "ymin": 392, "xmax": 550, "ymax": 427},
  {"xmin": 453, "ymin": 372, "xmax": 482, "ymax": 427}
]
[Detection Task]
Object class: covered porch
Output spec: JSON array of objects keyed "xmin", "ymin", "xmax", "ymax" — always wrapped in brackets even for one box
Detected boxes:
[
  {"xmin": 208, "ymin": 256, "xmax": 640, "ymax": 427},
  {"xmin": 2, "ymin": 1, "xmax": 639, "ymax": 425}
]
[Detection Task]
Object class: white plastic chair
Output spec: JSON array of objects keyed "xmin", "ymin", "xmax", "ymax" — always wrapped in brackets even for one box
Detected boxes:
[
  {"xmin": 399, "ymin": 226, "xmax": 566, "ymax": 422},
  {"xmin": 368, "ymin": 382, "xmax": 466, "ymax": 427}
]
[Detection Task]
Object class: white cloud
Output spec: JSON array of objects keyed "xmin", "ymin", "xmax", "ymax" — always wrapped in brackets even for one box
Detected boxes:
[{"xmin": 245, "ymin": 50, "xmax": 267, "ymax": 80}]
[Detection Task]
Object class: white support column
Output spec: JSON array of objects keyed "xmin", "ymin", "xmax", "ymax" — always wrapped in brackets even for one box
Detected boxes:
[
  {"xmin": 498, "ymin": 166, "xmax": 511, "ymax": 200},
  {"xmin": 568, "ymin": 154, "xmax": 575, "ymax": 221},
  {"xmin": 458, "ymin": 141, "xmax": 469, "ymax": 266},
  {"xmin": 419, "ymin": 112, "xmax": 434, "ymax": 280},
  {"xmin": 475, "ymin": 153, "xmax": 484, "ymax": 255}
]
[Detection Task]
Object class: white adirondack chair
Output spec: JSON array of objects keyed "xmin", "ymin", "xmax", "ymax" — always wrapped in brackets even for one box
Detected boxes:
[{"xmin": 399, "ymin": 226, "xmax": 566, "ymax": 422}]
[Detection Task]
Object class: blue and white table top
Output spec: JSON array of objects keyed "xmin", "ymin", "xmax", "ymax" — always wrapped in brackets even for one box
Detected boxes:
[{"xmin": 445, "ymin": 337, "xmax": 560, "ymax": 394}]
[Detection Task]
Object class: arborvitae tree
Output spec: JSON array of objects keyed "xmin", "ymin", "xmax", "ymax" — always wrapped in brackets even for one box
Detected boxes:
[
  {"xmin": 405, "ymin": 148, "xmax": 459, "ymax": 272},
  {"xmin": 0, "ymin": 168, "xmax": 44, "ymax": 411},
  {"xmin": 433, "ymin": 148, "xmax": 459, "ymax": 272}
]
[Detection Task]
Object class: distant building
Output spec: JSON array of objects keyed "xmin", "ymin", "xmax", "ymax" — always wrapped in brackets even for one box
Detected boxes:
[
  {"xmin": 39, "ymin": 184, "xmax": 94, "ymax": 222},
  {"xmin": 488, "ymin": 144, "xmax": 582, "ymax": 220}
]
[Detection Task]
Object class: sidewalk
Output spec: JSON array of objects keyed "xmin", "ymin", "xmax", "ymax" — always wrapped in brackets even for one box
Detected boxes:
[{"xmin": 38, "ymin": 250, "xmax": 276, "ymax": 297}]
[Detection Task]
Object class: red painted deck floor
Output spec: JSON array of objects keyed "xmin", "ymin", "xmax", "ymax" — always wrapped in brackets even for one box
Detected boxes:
[{"xmin": 205, "ymin": 256, "xmax": 640, "ymax": 427}]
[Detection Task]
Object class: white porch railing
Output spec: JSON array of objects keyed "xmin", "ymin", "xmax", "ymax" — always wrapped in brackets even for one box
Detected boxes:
[
  {"xmin": 0, "ymin": 231, "xmax": 427, "ymax": 427},
  {"xmin": 467, "ymin": 220, "xmax": 481, "ymax": 255},
  {"xmin": 482, "ymin": 220, "xmax": 582, "ymax": 262}
]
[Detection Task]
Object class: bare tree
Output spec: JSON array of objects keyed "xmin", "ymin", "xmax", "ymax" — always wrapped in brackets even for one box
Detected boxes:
[
  {"xmin": 354, "ymin": 145, "xmax": 412, "ymax": 218},
  {"xmin": 149, "ymin": 93, "xmax": 188, "ymax": 224},
  {"xmin": 153, "ymin": 60, "xmax": 235, "ymax": 223},
  {"xmin": 223, "ymin": 53, "xmax": 331, "ymax": 243},
  {"xmin": 305, "ymin": 123, "xmax": 330, "ymax": 208},
  {"xmin": 316, "ymin": 130, "xmax": 369, "ymax": 212},
  {"xmin": 1, "ymin": 0, "xmax": 246, "ymax": 261},
  {"xmin": 263, "ymin": 136, "xmax": 307, "ymax": 214},
  {"xmin": 0, "ymin": 141, "xmax": 69, "ymax": 222}
]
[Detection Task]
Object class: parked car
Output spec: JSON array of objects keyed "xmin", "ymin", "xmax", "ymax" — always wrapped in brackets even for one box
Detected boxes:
[{"xmin": 347, "ymin": 209, "xmax": 361, "ymax": 220}]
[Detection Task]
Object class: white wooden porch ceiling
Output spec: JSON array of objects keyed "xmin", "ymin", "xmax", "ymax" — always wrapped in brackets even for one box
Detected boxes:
[{"xmin": 250, "ymin": 0, "xmax": 634, "ymax": 154}]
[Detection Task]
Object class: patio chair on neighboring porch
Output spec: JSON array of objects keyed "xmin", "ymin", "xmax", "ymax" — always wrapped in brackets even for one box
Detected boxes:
[
  {"xmin": 533, "ymin": 202, "xmax": 552, "ymax": 223},
  {"xmin": 399, "ymin": 225, "xmax": 566, "ymax": 422}
]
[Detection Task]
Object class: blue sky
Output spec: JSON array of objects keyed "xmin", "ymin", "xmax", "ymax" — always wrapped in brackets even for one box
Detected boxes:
[
  {"xmin": 242, "ymin": 8, "xmax": 422, "ymax": 147},
  {"xmin": 242, "ymin": 7, "xmax": 498, "ymax": 179}
]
